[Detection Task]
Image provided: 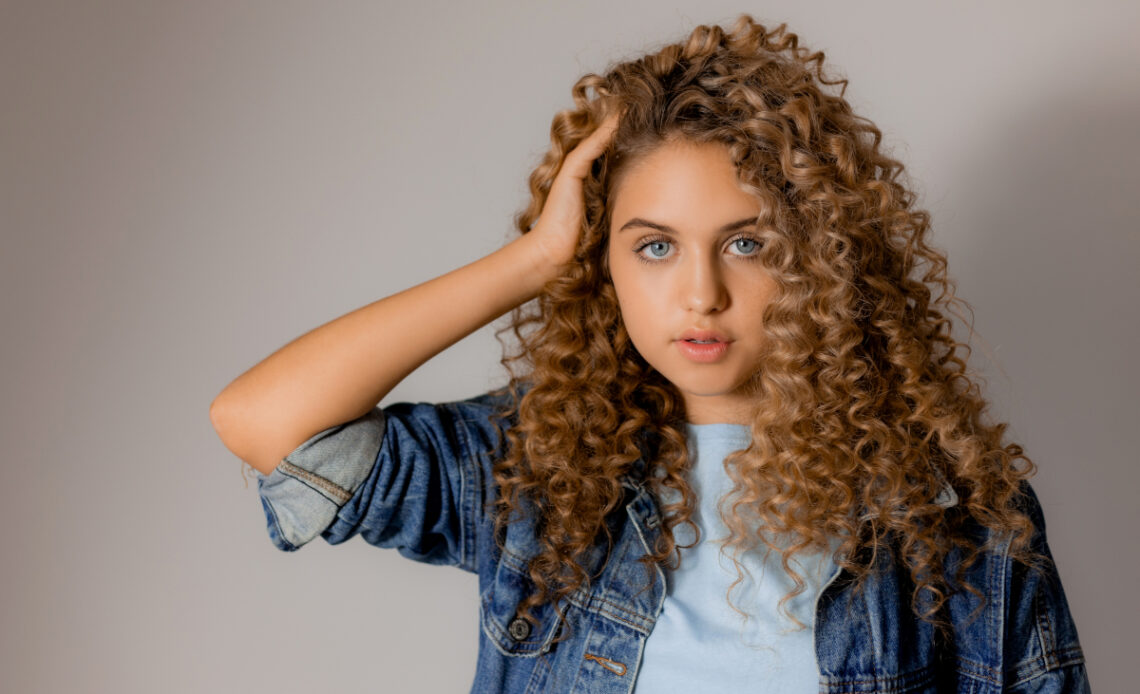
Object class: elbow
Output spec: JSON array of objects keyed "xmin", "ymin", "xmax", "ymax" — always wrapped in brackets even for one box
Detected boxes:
[
  {"xmin": 208, "ymin": 393, "xmax": 235, "ymax": 444},
  {"xmin": 209, "ymin": 395, "xmax": 275, "ymax": 475}
]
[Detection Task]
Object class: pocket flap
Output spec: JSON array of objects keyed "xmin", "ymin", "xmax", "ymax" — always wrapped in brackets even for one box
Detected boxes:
[{"xmin": 480, "ymin": 559, "xmax": 562, "ymax": 657}]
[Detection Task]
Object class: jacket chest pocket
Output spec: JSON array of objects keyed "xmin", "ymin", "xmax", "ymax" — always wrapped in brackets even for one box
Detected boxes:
[{"xmin": 480, "ymin": 555, "xmax": 563, "ymax": 657}]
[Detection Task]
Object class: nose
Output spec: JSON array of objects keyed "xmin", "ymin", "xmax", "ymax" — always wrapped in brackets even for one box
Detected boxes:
[{"xmin": 682, "ymin": 254, "xmax": 729, "ymax": 314}]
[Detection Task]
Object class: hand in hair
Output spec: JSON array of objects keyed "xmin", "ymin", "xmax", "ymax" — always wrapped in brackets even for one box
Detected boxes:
[
  {"xmin": 208, "ymin": 118, "xmax": 620, "ymax": 475},
  {"xmin": 527, "ymin": 112, "xmax": 620, "ymax": 271}
]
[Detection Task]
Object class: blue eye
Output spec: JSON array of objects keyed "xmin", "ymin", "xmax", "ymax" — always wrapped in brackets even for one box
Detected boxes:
[
  {"xmin": 730, "ymin": 237, "xmax": 760, "ymax": 256},
  {"xmin": 637, "ymin": 240, "xmax": 673, "ymax": 260}
]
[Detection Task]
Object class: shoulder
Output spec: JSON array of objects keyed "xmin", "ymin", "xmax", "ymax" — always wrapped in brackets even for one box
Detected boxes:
[
  {"xmin": 947, "ymin": 478, "xmax": 1062, "ymax": 612},
  {"xmin": 1004, "ymin": 481, "xmax": 1087, "ymax": 685},
  {"xmin": 950, "ymin": 479, "xmax": 1088, "ymax": 689}
]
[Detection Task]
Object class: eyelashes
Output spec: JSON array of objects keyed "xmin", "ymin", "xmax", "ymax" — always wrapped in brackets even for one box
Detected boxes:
[
  {"xmin": 635, "ymin": 237, "xmax": 674, "ymax": 262},
  {"xmin": 632, "ymin": 234, "xmax": 764, "ymax": 264}
]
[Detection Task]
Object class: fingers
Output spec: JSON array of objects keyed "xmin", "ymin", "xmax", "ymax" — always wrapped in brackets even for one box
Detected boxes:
[
  {"xmin": 558, "ymin": 112, "xmax": 621, "ymax": 180},
  {"xmin": 528, "ymin": 112, "xmax": 621, "ymax": 265}
]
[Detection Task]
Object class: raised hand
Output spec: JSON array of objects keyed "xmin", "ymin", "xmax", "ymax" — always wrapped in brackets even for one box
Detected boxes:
[{"xmin": 528, "ymin": 112, "xmax": 621, "ymax": 270}]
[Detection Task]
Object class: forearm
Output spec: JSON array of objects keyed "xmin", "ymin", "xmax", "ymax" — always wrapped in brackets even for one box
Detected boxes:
[{"xmin": 210, "ymin": 232, "xmax": 555, "ymax": 475}]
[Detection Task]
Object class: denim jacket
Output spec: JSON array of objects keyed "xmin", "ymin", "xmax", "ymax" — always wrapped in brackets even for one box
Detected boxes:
[{"xmin": 254, "ymin": 389, "xmax": 1090, "ymax": 693}]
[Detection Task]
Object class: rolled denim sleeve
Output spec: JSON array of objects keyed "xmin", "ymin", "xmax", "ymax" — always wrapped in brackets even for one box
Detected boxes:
[
  {"xmin": 255, "ymin": 408, "xmax": 386, "ymax": 552},
  {"xmin": 254, "ymin": 389, "xmax": 514, "ymax": 571},
  {"xmin": 319, "ymin": 394, "xmax": 510, "ymax": 572}
]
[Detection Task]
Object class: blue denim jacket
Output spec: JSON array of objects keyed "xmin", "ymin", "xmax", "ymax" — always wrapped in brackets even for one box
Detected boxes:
[{"xmin": 255, "ymin": 389, "xmax": 1090, "ymax": 693}]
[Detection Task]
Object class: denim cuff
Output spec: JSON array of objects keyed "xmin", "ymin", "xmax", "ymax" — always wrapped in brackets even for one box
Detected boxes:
[{"xmin": 255, "ymin": 408, "xmax": 386, "ymax": 551}]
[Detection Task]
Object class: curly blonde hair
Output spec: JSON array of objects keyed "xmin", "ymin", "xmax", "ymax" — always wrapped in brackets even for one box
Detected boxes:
[{"xmin": 491, "ymin": 14, "xmax": 1042, "ymax": 634}]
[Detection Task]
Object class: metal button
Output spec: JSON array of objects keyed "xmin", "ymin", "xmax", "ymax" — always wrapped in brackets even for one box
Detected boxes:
[{"xmin": 508, "ymin": 616, "xmax": 531, "ymax": 641}]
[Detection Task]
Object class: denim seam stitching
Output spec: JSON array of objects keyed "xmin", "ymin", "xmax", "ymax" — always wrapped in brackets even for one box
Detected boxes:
[
  {"xmin": 819, "ymin": 663, "xmax": 937, "ymax": 691},
  {"xmin": 1034, "ymin": 577, "xmax": 1058, "ymax": 670},
  {"xmin": 993, "ymin": 529, "xmax": 1012, "ymax": 681},
  {"xmin": 595, "ymin": 530, "xmax": 659, "ymax": 633},
  {"xmin": 278, "ymin": 460, "xmax": 352, "ymax": 505},
  {"xmin": 1007, "ymin": 648, "xmax": 1086, "ymax": 687},
  {"xmin": 858, "ymin": 575, "xmax": 881, "ymax": 681},
  {"xmin": 625, "ymin": 502, "xmax": 667, "ymax": 623},
  {"xmin": 622, "ymin": 627, "xmax": 646, "ymax": 694},
  {"xmin": 566, "ymin": 614, "xmax": 599, "ymax": 692},
  {"xmin": 448, "ymin": 404, "xmax": 474, "ymax": 573},
  {"xmin": 564, "ymin": 591, "xmax": 650, "ymax": 634},
  {"xmin": 956, "ymin": 656, "xmax": 1002, "ymax": 686},
  {"xmin": 523, "ymin": 645, "xmax": 553, "ymax": 694}
]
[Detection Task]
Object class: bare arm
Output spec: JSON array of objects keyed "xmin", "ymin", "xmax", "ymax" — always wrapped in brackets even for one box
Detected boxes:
[{"xmin": 209, "ymin": 114, "xmax": 620, "ymax": 476}]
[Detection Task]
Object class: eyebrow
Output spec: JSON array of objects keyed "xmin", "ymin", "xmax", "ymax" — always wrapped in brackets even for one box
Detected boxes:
[{"xmin": 617, "ymin": 216, "xmax": 760, "ymax": 234}]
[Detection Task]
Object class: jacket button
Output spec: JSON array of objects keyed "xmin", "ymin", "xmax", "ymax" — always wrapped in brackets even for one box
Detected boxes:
[{"xmin": 508, "ymin": 617, "xmax": 531, "ymax": 641}]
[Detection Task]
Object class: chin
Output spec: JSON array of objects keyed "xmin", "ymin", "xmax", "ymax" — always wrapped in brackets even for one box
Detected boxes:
[{"xmin": 668, "ymin": 378, "xmax": 746, "ymax": 399}]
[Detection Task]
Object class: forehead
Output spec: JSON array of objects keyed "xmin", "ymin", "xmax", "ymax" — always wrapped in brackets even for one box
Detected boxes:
[{"xmin": 608, "ymin": 139, "xmax": 763, "ymax": 230}]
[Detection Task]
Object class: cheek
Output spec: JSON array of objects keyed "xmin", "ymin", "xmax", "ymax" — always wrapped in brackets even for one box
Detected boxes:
[
  {"xmin": 745, "ymin": 276, "xmax": 778, "ymax": 331},
  {"xmin": 611, "ymin": 279, "xmax": 635, "ymax": 323},
  {"xmin": 742, "ymin": 274, "xmax": 773, "ymax": 302},
  {"xmin": 614, "ymin": 288, "xmax": 665, "ymax": 355},
  {"xmin": 610, "ymin": 273, "xmax": 646, "ymax": 330}
]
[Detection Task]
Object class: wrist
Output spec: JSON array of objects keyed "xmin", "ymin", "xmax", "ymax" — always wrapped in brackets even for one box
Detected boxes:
[{"xmin": 508, "ymin": 231, "xmax": 564, "ymax": 294}]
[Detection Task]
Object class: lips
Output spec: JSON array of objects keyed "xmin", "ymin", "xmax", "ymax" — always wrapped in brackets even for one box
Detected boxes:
[
  {"xmin": 675, "ymin": 329, "xmax": 732, "ymax": 363},
  {"xmin": 678, "ymin": 328, "xmax": 731, "ymax": 344}
]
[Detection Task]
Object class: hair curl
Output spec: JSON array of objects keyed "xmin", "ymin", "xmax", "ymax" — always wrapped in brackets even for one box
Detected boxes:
[{"xmin": 491, "ymin": 14, "xmax": 1043, "ymax": 636}]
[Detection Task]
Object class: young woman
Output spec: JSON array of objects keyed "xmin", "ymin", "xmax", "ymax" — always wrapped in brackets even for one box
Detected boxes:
[{"xmin": 210, "ymin": 15, "xmax": 1089, "ymax": 693}]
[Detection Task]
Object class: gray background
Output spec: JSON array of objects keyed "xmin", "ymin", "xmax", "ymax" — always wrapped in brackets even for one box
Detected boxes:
[{"xmin": 2, "ymin": 1, "xmax": 1136, "ymax": 691}]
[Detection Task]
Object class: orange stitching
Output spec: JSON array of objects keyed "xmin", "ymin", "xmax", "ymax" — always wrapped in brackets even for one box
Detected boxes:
[
  {"xmin": 278, "ymin": 461, "xmax": 352, "ymax": 504},
  {"xmin": 584, "ymin": 653, "xmax": 627, "ymax": 676}
]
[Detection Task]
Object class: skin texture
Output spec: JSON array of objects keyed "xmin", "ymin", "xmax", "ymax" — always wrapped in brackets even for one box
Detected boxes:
[{"xmin": 606, "ymin": 138, "xmax": 778, "ymax": 425}]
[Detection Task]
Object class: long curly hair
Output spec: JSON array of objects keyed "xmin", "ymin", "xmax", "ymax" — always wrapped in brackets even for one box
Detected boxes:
[{"xmin": 491, "ymin": 14, "xmax": 1042, "ymax": 634}]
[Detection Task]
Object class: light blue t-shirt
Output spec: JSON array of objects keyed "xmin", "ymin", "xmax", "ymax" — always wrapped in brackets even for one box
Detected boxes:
[{"xmin": 631, "ymin": 423, "xmax": 842, "ymax": 693}]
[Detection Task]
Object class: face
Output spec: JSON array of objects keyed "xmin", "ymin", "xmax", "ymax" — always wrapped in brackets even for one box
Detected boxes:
[{"xmin": 607, "ymin": 138, "xmax": 777, "ymax": 424}]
